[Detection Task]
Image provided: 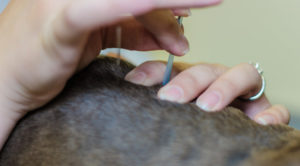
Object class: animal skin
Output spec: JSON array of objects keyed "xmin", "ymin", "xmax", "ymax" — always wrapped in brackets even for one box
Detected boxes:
[{"xmin": 0, "ymin": 57, "xmax": 300, "ymax": 166}]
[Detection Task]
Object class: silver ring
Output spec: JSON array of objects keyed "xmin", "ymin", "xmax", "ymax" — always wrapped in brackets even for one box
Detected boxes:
[{"xmin": 248, "ymin": 62, "xmax": 266, "ymax": 101}]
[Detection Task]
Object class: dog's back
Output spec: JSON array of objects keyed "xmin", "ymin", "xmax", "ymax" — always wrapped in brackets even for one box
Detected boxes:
[{"xmin": 1, "ymin": 57, "xmax": 300, "ymax": 166}]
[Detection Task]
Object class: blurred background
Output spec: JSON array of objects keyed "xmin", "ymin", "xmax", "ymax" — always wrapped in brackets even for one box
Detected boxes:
[{"xmin": 1, "ymin": 0, "xmax": 300, "ymax": 128}]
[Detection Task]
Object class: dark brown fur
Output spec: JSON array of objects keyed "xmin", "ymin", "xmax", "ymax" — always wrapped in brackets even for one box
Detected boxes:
[{"xmin": 0, "ymin": 57, "xmax": 300, "ymax": 166}]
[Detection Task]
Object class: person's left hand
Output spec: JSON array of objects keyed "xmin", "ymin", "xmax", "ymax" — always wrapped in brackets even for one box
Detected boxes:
[{"xmin": 125, "ymin": 61, "xmax": 290, "ymax": 125}]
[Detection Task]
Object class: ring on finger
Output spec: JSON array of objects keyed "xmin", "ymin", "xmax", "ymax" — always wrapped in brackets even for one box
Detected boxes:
[{"xmin": 247, "ymin": 62, "xmax": 266, "ymax": 101}]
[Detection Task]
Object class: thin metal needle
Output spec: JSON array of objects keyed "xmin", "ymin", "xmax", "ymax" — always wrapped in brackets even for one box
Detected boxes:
[
  {"xmin": 162, "ymin": 16, "xmax": 183, "ymax": 86},
  {"xmin": 116, "ymin": 26, "xmax": 122, "ymax": 65}
]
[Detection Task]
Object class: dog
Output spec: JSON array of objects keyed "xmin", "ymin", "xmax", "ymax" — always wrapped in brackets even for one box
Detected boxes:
[{"xmin": 0, "ymin": 57, "xmax": 300, "ymax": 166}]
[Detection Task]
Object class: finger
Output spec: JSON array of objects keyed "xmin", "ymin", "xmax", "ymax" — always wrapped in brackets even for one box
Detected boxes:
[
  {"xmin": 103, "ymin": 16, "xmax": 185, "ymax": 53},
  {"xmin": 254, "ymin": 105, "xmax": 290, "ymax": 125},
  {"xmin": 230, "ymin": 94, "xmax": 271, "ymax": 120},
  {"xmin": 157, "ymin": 64, "xmax": 228, "ymax": 103},
  {"xmin": 125, "ymin": 61, "xmax": 196, "ymax": 86},
  {"xmin": 172, "ymin": 9, "xmax": 192, "ymax": 17},
  {"xmin": 102, "ymin": 19, "xmax": 161, "ymax": 51},
  {"xmin": 125, "ymin": 61, "xmax": 180, "ymax": 86},
  {"xmin": 53, "ymin": 0, "xmax": 221, "ymax": 47},
  {"xmin": 67, "ymin": 0, "xmax": 221, "ymax": 30},
  {"xmin": 196, "ymin": 63, "xmax": 264, "ymax": 112},
  {"xmin": 103, "ymin": 10, "xmax": 188, "ymax": 54},
  {"xmin": 136, "ymin": 10, "xmax": 189, "ymax": 56}
]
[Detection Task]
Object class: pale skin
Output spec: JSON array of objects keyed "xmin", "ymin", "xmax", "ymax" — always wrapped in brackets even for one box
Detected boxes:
[
  {"xmin": 125, "ymin": 62, "xmax": 290, "ymax": 125},
  {"xmin": 0, "ymin": 0, "xmax": 289, "ymax": 150}
]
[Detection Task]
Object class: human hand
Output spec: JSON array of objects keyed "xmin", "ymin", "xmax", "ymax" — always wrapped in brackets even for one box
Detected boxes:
[
  {"xmin": 0, "ymin": 0, "xmax": 220, "ymax": 115},
  {"xmin": 0, "ymin": 0, "xmax": 221, "ymax": 148},
  {"xmin": 125, "ymin": 61, "xmax": 290, "ymax": 125}
]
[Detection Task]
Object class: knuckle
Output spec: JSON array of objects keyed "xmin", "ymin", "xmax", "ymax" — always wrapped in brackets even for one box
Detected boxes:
[
  {"xmin": 41, "ymin": 30, "xmax": 77, "ymax": 67},
  {"xmin": 210, "ymin": 63, "xmax": 229, "ymax": 76},
  {"xmin": 238, "ymin": 63, "xmax": 262, "ymax": 92},
  {"xmin": 241, "ymin": 63, "xmax": 261, "ymax": 80},
  {"xmin": 190, "ymin": 64, "xmax": 218, "ymax": 79},
  {"xmin": 218, "ymin": 77, "xmax": 239, "ymax": 93},
  {"xmin": 178, "ymin": 69, "xmax": 199, "ymax": 84},
  {"xmin": 172, "ymin": 65, "xmax": 213, "ymax": 89},
  {"xmin": 136, "ymin": 61, "xmax": 166, "ymax": 78}
]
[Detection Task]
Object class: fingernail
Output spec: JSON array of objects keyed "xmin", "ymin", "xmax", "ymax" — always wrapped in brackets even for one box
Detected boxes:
[
  {"xmin": 177, "ymin": 35, "xmax": 190, "ymax": 56},
  {"xmin": 125, "ymin": 71, "xmax": 146, "ymax": 85},
  {"xmin": 196, "ymin": 91, "xmax": 221, "ymax": 112},
  {"xmin": 256, "ymin": 115, "xmax": 275, "ymax": 125},
  {"xmin": 183, "ymin": 47, "xmax": 190, "ymax": 55},
  {"xmin": 158, "ymin": 85, "xmax": 184, "ymax": 102},
  {"xmin": 181, "ymin": 9, "xmax": 192, "ymax": 17}
]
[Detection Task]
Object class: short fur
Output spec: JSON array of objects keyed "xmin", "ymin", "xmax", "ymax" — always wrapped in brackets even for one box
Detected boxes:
[{"xmin": 0, "ymin": 57, "xmax": 300, "ymax": 166}]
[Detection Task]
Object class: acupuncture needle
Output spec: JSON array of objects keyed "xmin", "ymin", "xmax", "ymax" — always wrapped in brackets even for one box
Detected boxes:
[
  {"xmin": 162, "ymin": 16, "xmax": 183, "ymax": 86},
  {"xmin": 116, "ymin": 26, "xmax": 122, "ymax": 65}
]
